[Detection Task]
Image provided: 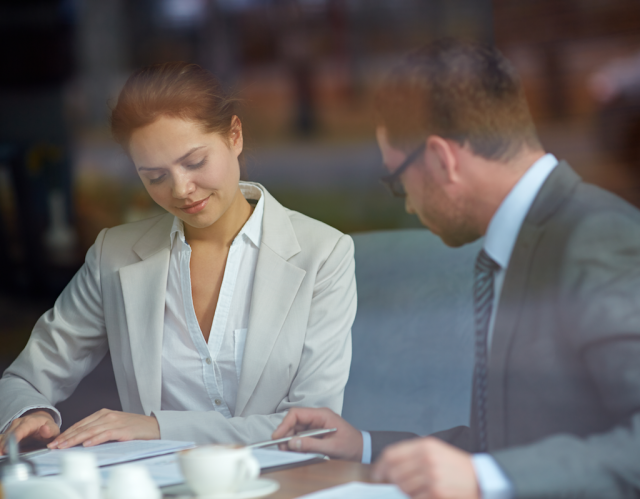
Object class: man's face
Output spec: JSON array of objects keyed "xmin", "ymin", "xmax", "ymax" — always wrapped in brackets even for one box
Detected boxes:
[{"xmin": 376, "ymin": 127, "xmax": 479, "ymax": 247}]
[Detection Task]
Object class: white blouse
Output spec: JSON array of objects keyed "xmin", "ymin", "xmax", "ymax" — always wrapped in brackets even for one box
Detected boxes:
[{"xmin": 160, "ymin": 183, "xmax": 264, "ymax": 417}]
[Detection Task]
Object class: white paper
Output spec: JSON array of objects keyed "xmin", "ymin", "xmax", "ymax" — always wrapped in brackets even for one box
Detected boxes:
[
  {"xmin": 102, "ymin": 453, "xmax": 183, "ymax": 487},
  {"xmin": 253, "ymin": 448, "xmax": 324, "ymax": 470},
  {"xmin": 31, "ymin": 440, "xmax": 195, "ymax": 476},
  {"xmin": 101, "ymin": 448, "xmax": 324, "ymax": 488},
  {"xmin": 297, "ymin": 482, "xmax": 409, "ymax": 499}
]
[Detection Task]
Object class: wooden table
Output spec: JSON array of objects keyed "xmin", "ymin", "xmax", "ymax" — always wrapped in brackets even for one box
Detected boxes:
[
  {"xmin": 162, "ymin": 459, "xmax": 372, "ymax": 498},
  {"xmin": 263, "ymin": 460, "xmax": 372, "ymax": 498}
]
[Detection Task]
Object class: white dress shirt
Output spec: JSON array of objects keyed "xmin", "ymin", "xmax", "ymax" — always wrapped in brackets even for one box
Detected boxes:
[
  {"xmin": 2, "ymin": 183, "xmax": 266, "ymax": 431},
  {"xmin": 361, "ymin": 154, "xmax": 559, "ymax": 499},
  {"xmin": 160, "ymin": 182, "xmax": 264, "ymax": 418}
]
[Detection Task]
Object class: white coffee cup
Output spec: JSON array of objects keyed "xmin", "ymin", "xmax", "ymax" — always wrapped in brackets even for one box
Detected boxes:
[
  {"xmin": 106, "ymin": 463, "xmax": 161, "ymax": 499},
  {"xmin": 62, "ymin": 451, "xmax": 101, "ymax": 499},
  {"xmin": 179, "ymin": 445, "xmax": 260, "ymax": 496},
  {"xmin": 2, "ymin": 477, "xmax": 82, "ymax": 499}
]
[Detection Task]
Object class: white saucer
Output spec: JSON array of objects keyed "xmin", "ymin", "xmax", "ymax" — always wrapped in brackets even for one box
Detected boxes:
[{"xmin": 197, "ymin": 478, "xmax": 280, "ymax": 499}]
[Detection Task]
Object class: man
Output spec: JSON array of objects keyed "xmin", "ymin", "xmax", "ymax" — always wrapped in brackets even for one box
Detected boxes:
[{"xmin": 272, "ymin": 40, "xmax": 640, "ymax": 499}]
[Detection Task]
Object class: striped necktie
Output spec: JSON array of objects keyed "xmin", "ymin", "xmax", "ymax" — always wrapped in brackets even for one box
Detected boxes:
[{"xmin": 473, "ymin": 248, "xmax": 500, "ymax": 452}]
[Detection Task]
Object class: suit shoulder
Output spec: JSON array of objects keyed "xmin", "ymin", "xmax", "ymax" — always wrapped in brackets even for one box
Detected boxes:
[
  {"xmin": 285, "ymin": 208, "xmax": 348, "ymax": 249},
  {"xmin": 554, "ymin": 183, "xmax": 640, "ymax": 265},
  {"xmin": 101, "ymin": 213, "xmax": 171, "ymax": 245},
  {"xmin": 565, "ymin": 183, "xmax": 640, "ymax": 234},
  {"xmin": 574, "ymin": 183, "xmax": 640, "ymax": 218},
  {"xmin": 94, "ymin": 213, "xmax": 172, "ymax": 269}
]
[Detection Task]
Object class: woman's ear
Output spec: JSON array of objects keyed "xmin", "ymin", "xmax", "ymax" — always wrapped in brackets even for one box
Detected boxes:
[{"xmin": 230, "ymin": 115, "xmax": 243, "ymax": 154}]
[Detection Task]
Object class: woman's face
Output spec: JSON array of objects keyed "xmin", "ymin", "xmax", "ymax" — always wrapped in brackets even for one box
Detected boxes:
[{"xmin": 129, "ymin": 115, "xmax": 243, "ymax": 230}]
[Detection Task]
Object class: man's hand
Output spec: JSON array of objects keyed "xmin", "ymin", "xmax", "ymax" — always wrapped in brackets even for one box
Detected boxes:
[
  {"xmin": 48, "ymin": 409, "xmax": 160, "ymax": 449},
  {"xmin": 272, "ymin": 407, "xmax": 363, "ymax": 461},
  {"xmin": 372, "ymin": 437, "xmax": 480, "ymax": 499},
  {"xmin": 0, "ymin": 410, "xmax": 60, "ymax": 455}
]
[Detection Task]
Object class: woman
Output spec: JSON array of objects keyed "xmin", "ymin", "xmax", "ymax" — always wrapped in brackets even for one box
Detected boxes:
[{"xmin": 0, "ymin": 62, "xmax": 356, "ymax": 449}]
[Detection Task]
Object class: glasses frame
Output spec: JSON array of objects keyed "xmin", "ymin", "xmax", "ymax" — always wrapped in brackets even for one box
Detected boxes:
[{"xmin": 379, "ymin": 142, "xmax": 426, "ymax": 198}]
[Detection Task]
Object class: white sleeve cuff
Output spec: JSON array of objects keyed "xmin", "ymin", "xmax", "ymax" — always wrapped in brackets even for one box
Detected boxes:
[
  {"xmin": 472, "ymin": 453, "xmax": 514, "ymax": 499},
  {"xmin": 361, "ymin": 430, "xmax": 372, "ymax": 464},
  {"xmin": 1, "ymin": 406, "xmax": 62, "ymax": 433}
]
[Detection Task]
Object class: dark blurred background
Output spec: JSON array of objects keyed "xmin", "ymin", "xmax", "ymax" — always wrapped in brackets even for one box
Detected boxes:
[{"xmin": 1, "ymin": 0, "xmax": 640, "ymax": 428}]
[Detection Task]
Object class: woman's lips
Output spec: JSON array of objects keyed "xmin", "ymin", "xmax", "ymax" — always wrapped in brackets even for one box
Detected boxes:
[{"xmin": 179, "ymin": 196, "xmax": 210, "ymax": 214}]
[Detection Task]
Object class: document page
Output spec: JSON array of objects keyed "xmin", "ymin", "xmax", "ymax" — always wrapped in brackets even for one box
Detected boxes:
[
  {"xmin": 31, "ymin": 440, "xmax": 195, "ymax": 476},
  {"xmin": 253, "ymin": 448, "xmax": 325, "ymax": 470},
  {"xmin": 297, "ymin": 482, "xmax": 409, "ymax": 498},
  {"xmin": 102, "ymin": 453, "xmax": 183, "ymax": 487}
]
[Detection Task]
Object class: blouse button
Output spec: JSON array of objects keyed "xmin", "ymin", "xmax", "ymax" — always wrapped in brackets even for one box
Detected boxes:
[
  {"xmin": 205, "ymin": 357, "xmax": 212, "ymax": 365},
  {"xmin": 215, "ymin": 399, "xmax": 222, "ymax": 406}
]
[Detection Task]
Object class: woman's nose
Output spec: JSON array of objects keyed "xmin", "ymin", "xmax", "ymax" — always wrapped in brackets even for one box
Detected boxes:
[{"xmin": 172, "ymin": 174, "xmax": 195, "ymax": 199}]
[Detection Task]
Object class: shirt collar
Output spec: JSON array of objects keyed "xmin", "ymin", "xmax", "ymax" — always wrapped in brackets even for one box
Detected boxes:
[
  {"xmin": 238, "ymin": 182, "xmax": 264, "ymax": 248},
  {"xmin": 170, "ymin": 181, "xmax": 265, "ymax": 249},
  {"xmin": 170, "ymin": 215, "xmax": 185, "ymax": 248},
  {"xmin": 483, "ymin": 153, "xmax": 558, "ymax": 270}
]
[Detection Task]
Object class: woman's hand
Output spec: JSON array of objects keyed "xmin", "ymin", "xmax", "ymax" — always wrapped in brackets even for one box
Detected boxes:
[
  {"xmin": 0, "ymin": 410, "xmax": 60, "ymax": 455},
  {"xmin": 48, "ymin": 409, "xmax": 160, "ymax": 449}
]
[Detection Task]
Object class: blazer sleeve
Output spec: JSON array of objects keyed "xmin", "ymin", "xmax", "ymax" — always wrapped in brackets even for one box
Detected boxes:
[
  {"xmin": 153, "ymin": 233, "xmax": 357, "ymax": 444},
  {"xmin": 370, "ymin": 431, "xmax": 419, "ymax": 462},
  {"xmin": 368, "ymin": 425, "xmax": 470, "ymax": 462},
  {"xmin": 491, "ymin": 211, "xmax": 640, "ymax": 499},
  {"xmin": 0, "ymin": 229, "xmax": 110, "ymax": 431}
]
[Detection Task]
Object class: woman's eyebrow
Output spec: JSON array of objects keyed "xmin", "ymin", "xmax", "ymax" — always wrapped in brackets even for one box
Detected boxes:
[
  {"xmin": 175, "ymin": 146, "xmax": 206, "ymax": 163},
  {"xmin": 137, "ymin": 146, "xmax": 206, "ymax": 171}
]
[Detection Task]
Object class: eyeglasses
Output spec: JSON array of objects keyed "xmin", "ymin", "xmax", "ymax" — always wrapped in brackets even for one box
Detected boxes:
[{"xmin": 379, "ymin": 142, "xmax": 426, "ymax": 198}]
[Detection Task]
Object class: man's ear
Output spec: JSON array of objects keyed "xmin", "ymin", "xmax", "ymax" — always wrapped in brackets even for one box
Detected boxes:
[{"xmin": 424, "ymin": 136, "xmax": 459, "ymax": 183}]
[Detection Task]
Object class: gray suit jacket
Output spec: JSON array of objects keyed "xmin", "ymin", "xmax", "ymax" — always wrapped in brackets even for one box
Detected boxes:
[
  {"xmin": 371, "ymin": 162, "xmax": 640, "ymax": 498},
  {"xmin": 0, "ymin": 183, "xmax": 356, "ymax": 445}
]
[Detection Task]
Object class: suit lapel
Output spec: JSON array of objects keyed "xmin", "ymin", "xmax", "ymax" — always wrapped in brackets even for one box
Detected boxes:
[
  {"xmin": 119, "ymin": 214, "xmax": 173, "ymax": 415},
  {"xmin": 487, "ymin": 221, "xmax": 543, "ymax": 448},
  {"xmin": 235, "ymin": 187, "xmax": 306, "ymax": 415},
  {"xmin": 487, "ymin": 161, "xmax": 580, "ymax": 448}
]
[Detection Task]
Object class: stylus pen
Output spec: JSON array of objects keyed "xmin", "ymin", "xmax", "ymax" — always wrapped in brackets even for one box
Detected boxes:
[{"xmin": 247, "ymin": 428, "xmax": 337, "ymax": 449}]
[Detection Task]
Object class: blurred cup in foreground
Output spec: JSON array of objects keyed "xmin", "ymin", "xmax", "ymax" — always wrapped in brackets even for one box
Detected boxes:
[
  {"xmin": 106, "ymin": 464, "xmax": 160, "ymax": 499},
  {"xmin": 179, "ymin": 445, "xmax": 260, "ymax": 496}
]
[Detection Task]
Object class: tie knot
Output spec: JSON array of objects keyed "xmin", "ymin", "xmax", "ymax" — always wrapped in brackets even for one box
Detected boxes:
[{"xmin": 475, "ymin": 249, "xmax": 500, "ymax": 274}]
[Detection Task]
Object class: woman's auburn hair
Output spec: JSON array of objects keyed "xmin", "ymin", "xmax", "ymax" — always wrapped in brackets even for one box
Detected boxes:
[{"xmin": 110, "ymin": 62, "xmax": 238, "ymax": 147}]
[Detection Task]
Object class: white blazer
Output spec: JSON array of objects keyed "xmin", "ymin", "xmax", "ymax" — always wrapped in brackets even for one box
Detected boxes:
[{"xmin": 0, "ymin": 183, "xmax": 356, "ymax": 444}]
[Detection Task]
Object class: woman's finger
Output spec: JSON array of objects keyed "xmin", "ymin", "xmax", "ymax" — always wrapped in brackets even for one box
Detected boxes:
[
  {"xmin": 52, "ymin": 422, "xmax": 102, "ymax": 448},
  {"xmin": 54, "ymin": 420, "xmax": 108, "ymax": 448},
  {"xmin": 82, "ymin": 427, "xmax": 127, "ymax": 447},
  {"xmin": 51, "ymin": 410, "xmax": 115, "ymax": 448},
  {"xmin": 12, "ymin": 419, "xmax": 45, "ymax": 444},
  {"xmin": 0, "ymin": 419, "xmax": 22, "ymax": 452},
  {"xmin": 37, "ymin": 421, "xmax": 60, "ymax": 440},
  {"xmin": 60, "ymin": 409, "xmax": 111, "ymax": 436},
  {"xmin": 55, "ymin": 422, "xmax": 113, "ymax": 449}
]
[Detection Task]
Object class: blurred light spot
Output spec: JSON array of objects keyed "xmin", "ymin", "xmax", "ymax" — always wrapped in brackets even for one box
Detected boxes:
[{"xmin": 160, "ymin": 0, "xmax": 207, "ymax": 28}]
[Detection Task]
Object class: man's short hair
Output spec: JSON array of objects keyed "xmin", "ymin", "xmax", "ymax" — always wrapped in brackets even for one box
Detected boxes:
[{"xmin": 374, "ymin": 39, "xmax": 541, "ymax": 162}]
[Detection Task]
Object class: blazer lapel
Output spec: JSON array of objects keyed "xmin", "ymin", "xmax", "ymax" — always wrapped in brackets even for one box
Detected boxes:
[
  {"xmin": 487, "ymin": 161, "xmax": 580, "ymax": 448},
  {"xmin": 235, "ymin": 187, "xmax": 306, "ymax": 415},
  {"xmin": 119, "ymin": 214, "xmax": 173, "ymax": 415}
]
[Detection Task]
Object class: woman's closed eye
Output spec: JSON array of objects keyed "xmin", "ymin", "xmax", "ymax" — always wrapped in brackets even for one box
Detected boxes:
[
  {"xmin": 149, "ymin": 173, "xmax": 166, "ymax": 185},
  {"xmin": 186, "ymin": 157, "xmax": 207, "ymax": 170},
  {"xmin": 147, "ymin": 158, "xmax": 206, "ymax": 185}
]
